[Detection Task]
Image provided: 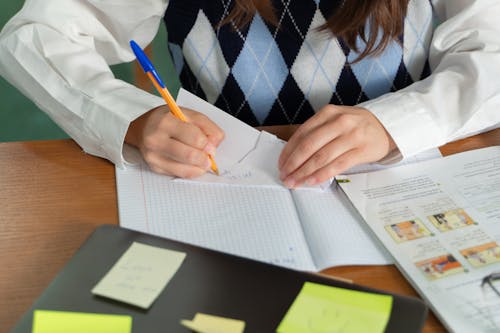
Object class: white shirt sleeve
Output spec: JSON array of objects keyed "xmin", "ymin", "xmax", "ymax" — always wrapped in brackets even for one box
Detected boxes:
[
  {"xmin": 0, "ymin": 0, "xmax": 168, "ymax": 167},
  {"xmin": 360, "ymin": 0, "xmax": 500, "ymax": 161}
]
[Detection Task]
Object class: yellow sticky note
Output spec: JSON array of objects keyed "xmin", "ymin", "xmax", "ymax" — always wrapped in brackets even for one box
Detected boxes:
[
  {"xmin": 32, "ymin": 310, "xmax": 132, "ymax": 333},
  {"xmin": 181, "ymin": 313, "xmax": 245, "ymax": 333},
  {"xmin": 276, "ymin": 282, "xmax": 393, "ymax": 333},
  {"xmin": 92, "ymin": 242, "xmax": 186, "ymax": 309}
]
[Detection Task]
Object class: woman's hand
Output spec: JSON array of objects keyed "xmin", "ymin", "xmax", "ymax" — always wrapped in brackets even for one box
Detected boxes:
[
  {"xmin": 125, "ymin": 105, "xmax": 224, "ymax": 178},
  {"xmin": 278, "ymin": 105, "xmax": 396, "ymax": 188}
]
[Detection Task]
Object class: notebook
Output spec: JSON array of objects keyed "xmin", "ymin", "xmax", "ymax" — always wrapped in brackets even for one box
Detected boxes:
[
  {"xmin": 116, "ymin": 89, "xmax": 441, "ymax": 272},
  {"xmin": 11, "ymin": 225, "xmax": 427, "ymax": 333}
]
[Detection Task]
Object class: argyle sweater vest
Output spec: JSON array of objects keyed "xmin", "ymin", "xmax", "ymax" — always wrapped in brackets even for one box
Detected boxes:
[{"xmin": 164, "ymin": 0, "xmax": 435, "ymax": 126}]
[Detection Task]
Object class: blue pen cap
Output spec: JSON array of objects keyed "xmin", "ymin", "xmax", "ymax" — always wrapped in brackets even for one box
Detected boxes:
[{"xmin": 130, "ymin": 40, "xmax": 166, "ymax": 88}]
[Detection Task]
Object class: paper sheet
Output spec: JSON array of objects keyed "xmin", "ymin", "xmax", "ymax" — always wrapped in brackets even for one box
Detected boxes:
[
  {"xmin": 175, "ymin": 89, "xmax": 327, "ymax": 189},
  {"xmin": 181, "ymin": 313, "xmax": 245, "ymax": 333},
  {"xmin": 276, "ymin": 282, "xmax": 392, "ymax": 333},
  {"xmin": 32, "ymin": 310, "xmax": 132, "ymax": 333},
  {"xmin": 339, "ymin": 146, "xmax": 500, "ymax": 332},
  {"xmin": 177, "ymin": 89, "xmax": 276, "ymax": 186},
  {"xmin": 185, "ymin": 131, "xmax": 285, "ymax": 187},
  {"xmin": 92, "ymin": 242, "xmax": 186, "ymax": 309},
  {"xmin": 177, "ymin": 88, "xmax": 260, "ymax": 168}
]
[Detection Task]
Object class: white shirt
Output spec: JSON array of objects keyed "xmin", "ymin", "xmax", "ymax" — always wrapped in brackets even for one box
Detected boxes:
[{"xmin": 0, "ymin": 0, "xmax": 499, "ymax": 167}]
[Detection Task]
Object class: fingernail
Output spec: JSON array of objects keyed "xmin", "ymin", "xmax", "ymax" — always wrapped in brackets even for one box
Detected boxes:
[
  {"xmin": 204, "ymin": 143, "xmax": 216, "ymax": 155},
  {"xmin": 284, "ymin": 178, "xmax": 295, "ymax": 189}
]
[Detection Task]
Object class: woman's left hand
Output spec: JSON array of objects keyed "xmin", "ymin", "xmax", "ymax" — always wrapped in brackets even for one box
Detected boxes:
[{"xmin": 278, "ymin": 105, "xmax": 396, "ymax": 188}]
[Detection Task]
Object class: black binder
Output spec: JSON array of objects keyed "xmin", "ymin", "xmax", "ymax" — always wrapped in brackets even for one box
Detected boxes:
[{"xmin": 11, "ymin": 225, "xmax": 427, "ymax": 332}]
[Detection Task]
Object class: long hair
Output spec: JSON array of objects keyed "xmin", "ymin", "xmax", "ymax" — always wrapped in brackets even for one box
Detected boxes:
[{"xmin": 220, "ymin": 0, "xmax": 409, "ymax": 62}]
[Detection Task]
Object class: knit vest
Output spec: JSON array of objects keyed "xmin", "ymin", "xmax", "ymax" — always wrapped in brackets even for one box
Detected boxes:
[{"xmin": 164, "ymin": 0, "xmax": 435, "ymax": 126}]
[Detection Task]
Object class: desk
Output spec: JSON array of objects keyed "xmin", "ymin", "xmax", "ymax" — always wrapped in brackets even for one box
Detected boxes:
[{"xmin": 1, "ymin": 128, "xmax": 498, "ymax": 332}]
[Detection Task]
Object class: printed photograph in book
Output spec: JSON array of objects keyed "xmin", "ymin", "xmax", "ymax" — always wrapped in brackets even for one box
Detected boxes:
[
  {"xmin": 460, "ymin": 242, "xmax": 500, "ymax": 267},
  {"xmin": 384, "ymin": 219, "xmax": 433, "ymax": 243},
  {"xmin": 427, "ymin": 209, "xmax": 475, "ymax": 232},
  {"xmin": 415, "ymin": 254, "xmax": 465, "ymax": 280}
]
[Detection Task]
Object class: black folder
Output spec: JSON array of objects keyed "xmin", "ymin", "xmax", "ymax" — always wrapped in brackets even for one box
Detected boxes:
[{"xmin": 11, "ymin": 225, "xmax": 427, "ymax": 332}]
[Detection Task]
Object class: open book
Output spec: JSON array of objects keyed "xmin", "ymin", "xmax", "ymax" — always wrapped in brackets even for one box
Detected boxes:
[
  {"xmin": 117, "ymin": 89, "xmax": 439, "ymax": 271},
  {"xmin": 338, "ymin": 146, "xmax": 500, "ymax": 332}
]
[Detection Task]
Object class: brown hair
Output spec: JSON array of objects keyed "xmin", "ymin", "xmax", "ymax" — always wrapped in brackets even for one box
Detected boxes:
[{"xmin": 220, "ymin": 0, "xmax": 409, "ymax": 62}]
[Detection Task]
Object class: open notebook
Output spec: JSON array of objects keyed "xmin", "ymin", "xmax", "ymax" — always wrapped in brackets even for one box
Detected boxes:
[{"xmin": 116, "ymin": 89, "xmax": 440, "ymax": 271}]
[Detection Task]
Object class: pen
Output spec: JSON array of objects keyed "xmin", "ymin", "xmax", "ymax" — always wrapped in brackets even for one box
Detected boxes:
[{"xmin": 130, "ymin": 40, "xmax": 219, "ymax": 175}]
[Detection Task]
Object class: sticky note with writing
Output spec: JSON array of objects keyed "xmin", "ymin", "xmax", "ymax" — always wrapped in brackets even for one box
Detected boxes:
[
  {"xmin": 32, "ymin": 310, "xmax": 132, "ymax": 333},
  {"xmin": 276, "ymin": 282, "xmax": 392, "ymax": 333},
  {"xmin": 92, "ymin": 242, "xmax": 186, "ymax": 309}
]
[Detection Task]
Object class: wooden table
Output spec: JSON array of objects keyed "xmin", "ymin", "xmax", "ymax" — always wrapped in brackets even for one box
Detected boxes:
[{"xmin": 1, "ymin": 128, "xmax": 498, "ymax": 332}]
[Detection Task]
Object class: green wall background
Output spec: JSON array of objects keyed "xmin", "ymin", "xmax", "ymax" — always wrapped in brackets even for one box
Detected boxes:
[{"xmin": 0, "ymin": 1, "xmax": 180, "ymax": 142}]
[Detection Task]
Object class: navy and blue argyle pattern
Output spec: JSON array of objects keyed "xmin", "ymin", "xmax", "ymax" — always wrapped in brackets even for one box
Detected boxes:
[{"xmin": 164, "ymin": 0, "xmax": 435, "ymax": 126}]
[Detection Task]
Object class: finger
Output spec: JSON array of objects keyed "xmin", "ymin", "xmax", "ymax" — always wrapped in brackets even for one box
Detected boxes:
[
  {"xmin": 157, "ymin": 137, "xmax": 212, "ymax": 169},
  {"xmin": 279, "ymin": 120, "xmax": 343, "ymax": 181},
  {"xmin": 143, "ymin": 149, "xmax": 209, "ymax": 179},
  {"xmin": 187, "ymin": 109, "xmax": 225, "ymax": 147},
  {"xmin": 164, "ymin": 115, "xmax": 211, "ymax": 151},
  {"xmin": 278, "ymin": 120, "xmax": 322, "ymax": 170},
  {"xmin": 303, "ymin": 148, "xmax": 367, "ymax": 186},
  {"xmin": 282, "ymin": 134, "xmax": 353, "ymax": 188},
  {"xmin": 278, "ymin": 108, "xmax": 335, "ymax": 168}
]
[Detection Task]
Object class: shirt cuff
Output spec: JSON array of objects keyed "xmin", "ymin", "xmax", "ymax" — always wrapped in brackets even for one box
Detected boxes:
[
  {"xmin": 83, "ymin": 82, "xmax": 164, "ymax": 168},
  {"xmin": 358, "ymin": 92, "xmax": 445, "ymax": 162}
]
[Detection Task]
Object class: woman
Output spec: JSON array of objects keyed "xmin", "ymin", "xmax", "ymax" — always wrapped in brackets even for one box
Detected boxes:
[{"xmin": 0, "ymin": 0, "xmax": 498, "ymax": 188}]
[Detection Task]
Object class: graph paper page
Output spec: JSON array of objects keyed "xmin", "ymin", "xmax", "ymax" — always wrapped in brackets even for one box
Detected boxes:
[
  {"xmin": 116, "ymin": 162, "xmax": 316, "ymax": 271},
  {"xmin": 292, "ymin": 186, "xmax": 393, "ymax": 270}
]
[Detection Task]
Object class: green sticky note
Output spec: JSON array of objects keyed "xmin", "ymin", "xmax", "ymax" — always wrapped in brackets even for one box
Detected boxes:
[
  {"xmin": 92, "ymin": 242, "xmax": 186, "ymax": 309},
  {"xmin": 32, "ymin": 310, "xmax": 132, "ymax": 333},
  {"xmin": 181, "ymin": 313, "xmax": 245, "ymax": 333},
  {"xmin": 276, "ymin": 282, "xmax": 393, "ymax": 333}
]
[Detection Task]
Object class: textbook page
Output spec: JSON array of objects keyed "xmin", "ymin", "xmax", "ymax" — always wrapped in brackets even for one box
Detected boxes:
[{"xmin": 339, "ymin": 146, "xmax": 500, "ymax": 332}]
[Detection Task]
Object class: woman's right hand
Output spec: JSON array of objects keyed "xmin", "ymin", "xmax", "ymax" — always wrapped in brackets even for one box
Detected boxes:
[{"xmin": 125, "ymin": 105, "xmax": 224, "ymax": 178}]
